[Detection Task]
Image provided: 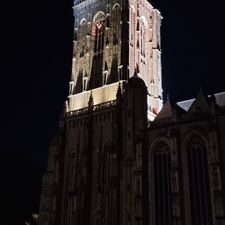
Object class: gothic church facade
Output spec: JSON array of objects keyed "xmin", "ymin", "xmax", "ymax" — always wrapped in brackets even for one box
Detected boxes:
[{"xmin": 38, "ymin": 0, "xmax": 225, "ymax": 224}]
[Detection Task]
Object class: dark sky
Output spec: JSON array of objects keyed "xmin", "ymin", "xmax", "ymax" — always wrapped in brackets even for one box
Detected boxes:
[{"xmin": 0, "ymin": 0, "xmax": 224, "ymax": 224}]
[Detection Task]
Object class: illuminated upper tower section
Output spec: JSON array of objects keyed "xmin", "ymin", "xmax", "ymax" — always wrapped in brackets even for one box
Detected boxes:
[
  {"xmin": 70, "ymin": 0, "xmax": 126, "ymax": 92},
  {"xmin": 68, "ymin": 0, "xmax": 162, "ymax": 120},
  {"xmin": 128, "ymin": 0, "xmax": 163, "ymax": 119}
]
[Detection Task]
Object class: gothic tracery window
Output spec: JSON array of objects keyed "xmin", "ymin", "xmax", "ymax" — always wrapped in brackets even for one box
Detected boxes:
[
  {"xmin": 89, "ymin": 12, "xmax": 105, "ymax": 89},
  {"xmin": 153, "ymin": 142, "xmax": 171, "ymax": 225},
  {"xmin": 92, "ymin": 13, "xmax": 105, "ymax": 54},
  {"xmin": 186, "ymin": 134, "xmax": 213, "ymax": 225}
]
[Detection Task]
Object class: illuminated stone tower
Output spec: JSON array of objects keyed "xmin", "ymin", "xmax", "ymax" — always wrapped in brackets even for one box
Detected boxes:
[
  {"xmin": 38, "ymin": 0, "xmax": 163, "ymax": 225},
  {"xmin": 38, "ymin": 1, "xmax": 225, "ymax": 225},
  {"xmin": 68, "ymin": 0, "xmax": 162, "ymax": 120}
]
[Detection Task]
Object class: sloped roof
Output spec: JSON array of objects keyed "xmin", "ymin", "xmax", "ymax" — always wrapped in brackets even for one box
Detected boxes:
[
  {"xmin": 177, "ymin": 99, "xmax": 195, "ymax": 111},
  {"xmin": 214, "ymin": 92, "xmax": 225, "ymax": 107},
  {"xmin": 177, "ymin": 91, "xmax": 225, "ymax": 112}
]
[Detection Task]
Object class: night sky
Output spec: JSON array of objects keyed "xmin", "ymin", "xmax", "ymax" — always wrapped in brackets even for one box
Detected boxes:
[{"xmin": 0, "ymin": 0, "xmax": 224, "ymax": 224}]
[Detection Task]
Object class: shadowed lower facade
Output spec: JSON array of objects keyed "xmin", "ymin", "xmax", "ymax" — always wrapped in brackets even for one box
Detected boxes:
[{"xmin": 38, "ymin": 0, "xmax": 225, "ymax": 224}]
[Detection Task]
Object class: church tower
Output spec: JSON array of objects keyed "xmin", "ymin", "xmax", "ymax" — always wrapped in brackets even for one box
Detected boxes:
[
  {"xmin": 38, "ymin": 1, "xmax": 162, "ymax": 225},
  {"xmin": 68, "ymin": 0, "xmax": 162, "ymax": 120},
  {"xmin": 37, "ymin": 0, "xmax": 225, "ymax": 225}
]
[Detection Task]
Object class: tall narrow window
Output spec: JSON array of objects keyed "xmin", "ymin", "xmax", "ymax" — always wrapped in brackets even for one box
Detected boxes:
[
  {"xmin": 130, "ymin": 7, "xmax": 135, "ymax": 46},
  {"xmin": 80, "ymin": 18, "xmax": 87, "ymax": 37},
  {"xmin": 79, "ymin": 19, "xmax": 87, "ymax": 59},
  {"xmin": 153, "ymin": 142, "xmax": 171, "ymax": 225},
  {"xmin": 187, "ymin": 135, "xmax": 213, "ymax": 225},
  {"xmin": 65, "ymin": 150, "xmax": 76, "ymax": 225},
  {"xmin": 140, "ymin": 20, "xmax": 146, "ymax": 57},
  {"xmin": 93, "ymin": 16, "xmax": 105, "ymax": 54},
  {"xmin": 112, "ymin": 4, "xmax": 120, "ymax": 46},
  {"xmin": 89, "ymin": 12, "xmax": 105, "ymax": 89}
]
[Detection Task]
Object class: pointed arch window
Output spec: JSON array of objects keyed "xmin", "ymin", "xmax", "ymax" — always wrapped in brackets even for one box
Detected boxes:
[
  {"xmin": 80, "ymin": 18, "xmax": 87, "ymax": 36},
  {"xmin": 92, "ymin": 13, "xmax": 105, "ymax": 54},
  {"xmin": 187, "ymin": 134, "xmax": 213, "ymax": 225},
  {"xmin": 78, "ymin": 18, "xmax": 88, "ymax": 59},
  {"xmin": 112, "ymin": 4, "xmax": 121, "ymax": 46},
  {"xmin": 153, "ymin": 142, "xmax": 172, "ymax": 225}
]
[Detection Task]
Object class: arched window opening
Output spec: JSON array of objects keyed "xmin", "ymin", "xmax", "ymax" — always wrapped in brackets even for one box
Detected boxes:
[
  {"xmin": 92, "ymin": 13, "xmax": 105, "ymax": 54},
  {"xmin": 153, "ymin": 142, "xmax": 171, "ymax": 225},
  {"xmin": 187, "ymin": 135, "xmax": 213, "ymax": 225},
  {"xmin": 79, "ymin": 18, "xmax": 87, "ymax": 38},
  {"xmin": 112, "ymin": 4, "xmax": 120, "ymax": 46},
  {"xmin": 78, "ymin": 18, "xmax": 88, "ymax": 60},
  {"xmin": 89, "ymin": 12, "xmax": 105, "ymax": 89}
]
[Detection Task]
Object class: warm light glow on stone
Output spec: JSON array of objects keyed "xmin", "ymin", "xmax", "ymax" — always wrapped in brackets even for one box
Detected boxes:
[{"xmin": 68, "ymin": 81, "xmax": 125, "ymax": 112}]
